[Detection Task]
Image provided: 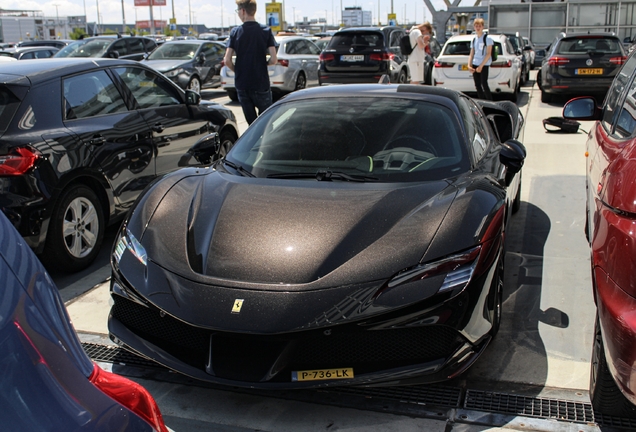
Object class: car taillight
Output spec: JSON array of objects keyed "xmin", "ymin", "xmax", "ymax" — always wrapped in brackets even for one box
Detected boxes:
[
  {"xmin": 277, "ymin": 59, "xmax": 289, "ymax": 67},
  {"xmin": 548, "ymin": 56, "xmax": 570, "ymax": 66},
  {"xmin": 0, "ymin": 147, "xmax": 39, "ymax": 176},
  {"xmin": 89, "ymin": 363, "xmax": 169, "ymax": 432},
  {"xmin": 491, "ymin": 60, "xmax": 512, "ymax": 68},
  {"xmin": 434, "ymin": 61, "xmax": 453, "ymax": 68},
  {"xmin": 370, "ymin": 53, "xmax": 389, "ymax": 61},
  {"xmin": 610, "ymin": 56, "xmax": 626, "ymax": 65},
  {"xmin": 319, "ymin": 53, "xmax": 334, "ymax": 62}
]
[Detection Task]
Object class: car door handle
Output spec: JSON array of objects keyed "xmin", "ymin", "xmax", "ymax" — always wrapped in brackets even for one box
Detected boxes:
[
  {"xmin": 152, "ymin": 123, "xmax": 164, "ymax": 133},
  {"xmin": 89, "ymin": 134, "xmax": 105, "ymax": 145}
]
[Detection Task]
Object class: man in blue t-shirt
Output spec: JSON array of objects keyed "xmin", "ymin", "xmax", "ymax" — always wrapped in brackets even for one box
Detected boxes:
[
  {"xmin": 467, "ymin": 18, "xmax": 493, "ymax": 100},
  {"xmin": 224, "ymin": 0, "xmax": 278, "ymax": 125}
]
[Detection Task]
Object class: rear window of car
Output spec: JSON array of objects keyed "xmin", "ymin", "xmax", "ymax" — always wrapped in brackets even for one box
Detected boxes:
[
  {"xmin": 229, "ymin": 97, "xmax": 469, "ymax": 182},
  {"xmin": 442, "ymin": 40, "xmax": 503, "ymax": 58},
  {"xmin": 0, "ymin": 87, "xmax": 21, "ymax": 133},
  {"xmin": 557, "ymin": 37, "xmax": 622, "ymax": 54},
  {"xmin": 328, "ymin": 32, "xmax": 384, "ymax": 49}
]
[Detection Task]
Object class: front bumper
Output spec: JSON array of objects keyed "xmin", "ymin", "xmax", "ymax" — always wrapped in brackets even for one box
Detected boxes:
[{"xmin": 108, "ymin": 256, "xmax": 498, "ymax": 389}]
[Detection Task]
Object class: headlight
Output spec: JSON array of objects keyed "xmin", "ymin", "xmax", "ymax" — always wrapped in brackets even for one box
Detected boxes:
[
  {"xmin": 388, "ymin": 246, "xmax": 481, "ymax": 294},
  {"xmin": 113, "ymin": 229, "xmax": 147, "ymax": 266},
  {"xmin": 164, "ymin": 67, "xmax": 184, "ymax": 77}
]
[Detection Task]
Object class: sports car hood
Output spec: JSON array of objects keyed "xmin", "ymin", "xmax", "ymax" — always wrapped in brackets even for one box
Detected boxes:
[
  {"xmin": 143, "ymin": 59, "xmax": 191, "ymax": 72},
  {"xmin": 135, "ymin": 170, "xmax": 458, "ymax": 287}
]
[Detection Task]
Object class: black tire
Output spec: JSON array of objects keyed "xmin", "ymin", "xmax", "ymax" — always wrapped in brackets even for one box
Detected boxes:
[
  {"xmin": 394, "ymin": 69, "xmax": 407, "ymax": 84},
  {"xmin": 523, "ymin": 67, "xmax": 530, "ymax": 84},
  {"xmin": 590, "ymin": 314, "xmax": 636, "ymax": 418},
  {"xmin": 41, "ymin": 185, "xmax": 105, "ymax": 273},
  {"xmin": 294, "ymin": 73, "xmax": 307, "ymax": 91},
  {"xmin": 541, "ymin": 90, "xmax": 552, "ymax": 103},
  {"xmin": 188, "ymin": 76, "xmax": 201, "ymax": 93},
  {"xmin": 216, "ymin": 130, "xmax": 237, "ymax": 160},
  {"xmin": 520, "ymin": 65, "xmax": 527, "ymax": 85},
  {"xmin": 536, "ymin": 71, "xmax": 542, "ymax": 89},
  {"xmin": 488, "ymin": 253, "xmax": 504, "ymax": 338},
  {"xmin": 226, "ymin": 89, "xmax": 238, "ymax": 102}
]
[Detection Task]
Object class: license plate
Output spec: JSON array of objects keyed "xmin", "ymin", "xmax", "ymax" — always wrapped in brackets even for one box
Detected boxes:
[
  {"xmin": 459, "ymin": 64, "xmax": 468, "ymax": 71},
  {"xmin": 292, "ymin": 368, "xmax": 354, "ymax": 382},
  {"xmin": 341, "ymin": 55, "xmax": 364, "ymax": 62},
  {"xmin": 576, "ymin": 68, "xmax": 603, "ymax": 75}
]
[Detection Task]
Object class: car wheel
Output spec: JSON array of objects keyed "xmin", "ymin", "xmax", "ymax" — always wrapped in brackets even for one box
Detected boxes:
[
  {"xmin": 226, "ymin": 89, "xmax": 238, "ymax": 102},
  {"xmin": 294, "ymin": 73, "xmax": 307, "ymax": 91},
  {"xmin": 488, "ymin": 253, "xmax": 504, "ymax": 338},
  {"xmin": 216, "ymin": 130, "xmax": 237, "ymax": 161},
  {"xmin": 590, "ymin": 313, "xmax": 636, "ymax": 418},
  {"xmin": 536, "ymin": 71, "xmax": 542, "ymax": 89},
  {"xmin": 523, "ymin": 67, "xmax": 530, "ymax": 84},
  {"xmin": 394, "ymin": 69, "xmax": 407, "ymax": 84},
  {"xmin": 188, "ymin": 76, "xmax": 201, "ymax": 93},
  {"xmin": 541, "ymin": 90, "xmax": 552, "ymax": 103},
  {"xmin": 42, "ymin": 185, "xmax": 104, "ymax": 272},
  {"xmin": 520, "ymin": 66, "xmax": 527, "ymax": 85}
]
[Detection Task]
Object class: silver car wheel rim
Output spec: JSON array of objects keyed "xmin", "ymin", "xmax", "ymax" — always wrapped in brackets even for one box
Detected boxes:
[
  {"xmin": 189, "ymin": 78, "xmax": 201, "ymax": 93},
  {"xmin": 62, "ymin": 197, "xmax": 99, "ymax": 258}
]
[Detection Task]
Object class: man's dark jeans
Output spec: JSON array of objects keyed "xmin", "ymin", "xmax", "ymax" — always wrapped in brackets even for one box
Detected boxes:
[
  {"xmin": 237, "ymin": 88, "xmax": 273, "ymax": 125},
  {"xmin": 471, "ymin": 66, "xmax": 492, "ymax": 100}
]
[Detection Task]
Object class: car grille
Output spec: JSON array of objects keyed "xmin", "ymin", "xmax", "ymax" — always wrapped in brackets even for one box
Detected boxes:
[{"xmin": 112, "ymin": 296, "xmax": 467, "ymax": 383}]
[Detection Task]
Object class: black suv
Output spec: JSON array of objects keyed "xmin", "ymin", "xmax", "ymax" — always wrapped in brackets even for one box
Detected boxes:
[
  {"xmin": 504, "ymin": 33, "xmax": 532, "ymax": 85},
  {"xmin": 54, "ymin": 36, "xmax": 158, "ymax": 61},
  {"xmin": 319, "ymin": 26, "xmax": 409, "ymax": 84},
  {"xmin": 538, "ymin": 32, "xmax": 626, "ymax": 103}
]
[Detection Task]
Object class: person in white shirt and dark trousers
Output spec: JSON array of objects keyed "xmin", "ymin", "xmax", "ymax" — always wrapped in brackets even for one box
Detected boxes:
[{"xmin": 408, "ymin": 22, "xmax": 433, "ymax": 85}]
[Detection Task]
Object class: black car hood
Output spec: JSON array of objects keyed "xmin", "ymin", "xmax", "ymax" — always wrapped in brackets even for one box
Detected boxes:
[
  {"xmin": 138, "ymin": 170, "xmax": 458, "ymax": 288},
  {"xmin": 143, "ymin": 59, "xmax": 191, "ymax": 72}
]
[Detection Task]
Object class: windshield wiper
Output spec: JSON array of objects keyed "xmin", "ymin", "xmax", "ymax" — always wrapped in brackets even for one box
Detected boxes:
[
  {"xmin": 267, "ymin": 170, "xmax": 378, "ymax": 182},
  {"xmin": 222, "ymin": 160, "xmax": 255, "ymax": 177}
]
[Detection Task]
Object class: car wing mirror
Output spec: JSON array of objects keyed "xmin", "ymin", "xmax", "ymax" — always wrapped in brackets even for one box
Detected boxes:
[
  {"xmin": 109, "ymin": 50, "xmax": 120, "ymax": 59},
  {"xmin": 197, "ymin": 53, "xmax": 206, "ymax": 63},
  {"xmin": 500, "ymin": 139, "xmax": 526, "ymax": 186},
  {"xmin": 185, "ymin": 89, "xmax": 201, "ymax": 105},
  {"xmin": 563, "ymin": 96, "xmax": 601, "ymax": 120},
  {"xmin": 178, "ymin": 132, "xmax": 220, "ymax": 166}
]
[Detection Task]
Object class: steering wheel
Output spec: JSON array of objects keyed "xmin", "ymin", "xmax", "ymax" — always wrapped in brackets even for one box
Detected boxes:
[
  {"xmin": 373, "ymin": 147, "xmax": 435, "ymax": 171},
  {"xmin": 384, "ymin": 135, "xmax": 437, "ymax": 156}
]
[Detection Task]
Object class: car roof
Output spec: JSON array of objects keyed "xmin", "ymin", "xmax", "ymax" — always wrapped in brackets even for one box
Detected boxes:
[
  {"xmin": 445, "ymin": 34, "xmax": 508, "ymax": 42},
  {"xmin": 559, "ymin": 32, "xmax": 619, "ymax": 39},
  {"xmin": 280, "ymin": 83, "xmax": 464, "ymax": 108},
  {"xmin": 0, "ymin": 58, "xmax": 142, "ymax": 86}
]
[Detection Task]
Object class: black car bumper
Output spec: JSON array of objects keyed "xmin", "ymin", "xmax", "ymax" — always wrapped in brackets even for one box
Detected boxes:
[
  {"xmin": 108, "ymin": 259, "xmax": 498, "ymax": 389},
  {"xmin": 541, "ymin": 76, "xmax": 614, "ymax": 95}
]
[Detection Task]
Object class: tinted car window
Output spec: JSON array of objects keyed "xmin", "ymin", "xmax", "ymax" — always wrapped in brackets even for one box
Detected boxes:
[
  {"xmin": 601, "ymin": 53, "xmax": 636, "ymax": 134},
  {"xmin": 63, "ymin": 71, "xmax": 129, "ymax": 119},
  {"xmin": 329, "ymin": 32, "xmax": 382, "ymax": 48},
  {"xmin": 128, "ymin": 38, "xmax": 144, "ymax": 54},
  {"xmin": 113, "ymin": 67, "xmax": 181, "ymax": 108},
  {"xmin": 0, "ymin": 88, "xmax": 20, "ymax": 133},
  {"xmin": 56, "ymin": 39, "xmax": 111, "ymax": 57},
  {"xmin": 443, "ymin": 41, "xmax": 472, "ymax": 55},
  {"xmin": 110, "ymin": 39, "xmax": 128, "ymax": 56},
  {"xmin": 202, "ymin": 43, "xmax": 223, "ymax": 57},
  {"xmin": 557, "ymin": 37, "xmax": 622, "ymax": 54},
  {"xmin": 143, "ymin": 38, "xmax": 157, "ymax": 52},
  {"xmin": 230, "ymin": 97, "xmax": 468, "ymax": 181}
]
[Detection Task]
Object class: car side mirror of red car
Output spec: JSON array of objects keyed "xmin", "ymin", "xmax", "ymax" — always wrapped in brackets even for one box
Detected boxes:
[{"xmin": 563, "ymin": 96, "xmax": 601, "ymax": 121}]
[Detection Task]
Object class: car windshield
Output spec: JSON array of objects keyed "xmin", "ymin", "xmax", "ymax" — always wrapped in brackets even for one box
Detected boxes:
[
  {"xmin": 147, "ymin": 42, "xmax": 200, "ymax": 60},
  {"xmin": 328, "ymin": 32, "xmax": 383, "ymax": 48},
  {"xmin": 55, "ymin": 39, "xmax": 111, "ymax": 57},
  {"xmin": 226, "ymin": 97, "xmax": 469, "ymax": 182},
  {"xmin": 557, "ymin": 37, "xmax": 622, "ymax": 54}
]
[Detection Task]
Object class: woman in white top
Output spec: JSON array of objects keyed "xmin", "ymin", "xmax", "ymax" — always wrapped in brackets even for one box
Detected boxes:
[{"xmin": 407, "ymin": 22, "xmax": 433, "ymax": 85}]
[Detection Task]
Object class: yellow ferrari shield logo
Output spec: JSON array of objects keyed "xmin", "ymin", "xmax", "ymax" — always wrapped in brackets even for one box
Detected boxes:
[{"xmin": 232, "ymin": 299, "xmax": 244, "ymax": 314}]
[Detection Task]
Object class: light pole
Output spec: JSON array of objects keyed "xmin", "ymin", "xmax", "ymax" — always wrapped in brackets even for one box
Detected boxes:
[
  {"xmin": 83, "ymin": 0, "xmax": 88, "ymax": 34},
  {"xmin": 96, "ymin": 0, "xmax": 101, "ymax": 34},
  {"xmin": 121, "ymin": 0, "xmax": 126, "ymax": 34},
  {"xmin": 53, "ymin": 4, "xmax": 60, "ymax": 39}
]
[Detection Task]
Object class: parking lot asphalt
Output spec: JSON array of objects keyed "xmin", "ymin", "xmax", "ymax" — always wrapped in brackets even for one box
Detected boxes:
[{"xmin": 62, "ymin": 74, "xmax": 604, "ymax": 431}]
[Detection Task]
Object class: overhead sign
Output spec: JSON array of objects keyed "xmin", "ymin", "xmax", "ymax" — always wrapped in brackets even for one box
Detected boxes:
[
  {"xmin": 136, "ymin": 20, "xmax": 168, "ymax": 29},
  {"xmin": 134, "ymin": 0, "xmax": 167, "ymax": 6}
]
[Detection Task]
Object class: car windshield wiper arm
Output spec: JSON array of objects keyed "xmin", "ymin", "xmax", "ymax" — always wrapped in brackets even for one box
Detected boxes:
[
  {"xmin": 222, "ymin": 160, "xmax": 255, "ymax": 177},
  {"xmin": 267, "ymin": 170, "xmax": 378, "ymax": 182}
]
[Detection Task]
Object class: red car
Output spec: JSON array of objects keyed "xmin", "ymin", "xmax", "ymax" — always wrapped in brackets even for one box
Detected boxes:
[{"xmin": 563, "ymin": 53, "xmax": 636, "ymax": 418}]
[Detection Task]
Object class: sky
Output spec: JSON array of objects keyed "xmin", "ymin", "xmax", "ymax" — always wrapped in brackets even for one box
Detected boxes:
[{"xmin": 6, "ymin": 0, "xmax": 448, "ymax": 31}]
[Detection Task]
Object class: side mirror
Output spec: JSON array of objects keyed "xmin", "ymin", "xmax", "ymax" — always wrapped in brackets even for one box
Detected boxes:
[
  {"xmin": 515, "ymin": 49, "xmax": 522, "ymax": 56},
  {"xmin": 108, "ymin": 50, "xmax": 120, "ymax": 59},
  {"xmin": 500, "ymin": 139, "xmax": 526, "ymax": 186},
  {"xmin": 178, "ymin": 132, "xmax": 220, "ymax": 166},
  {"xmin": 197, "ymin": 53, "xmax": 206, "ymax": 63},
  {"xmin": 185, "ymin": 89, "xmax": 201, "ymax": 105},
  {"xmin": 563, "ymin": 97, "xmax": 601, "ymax": 120}
]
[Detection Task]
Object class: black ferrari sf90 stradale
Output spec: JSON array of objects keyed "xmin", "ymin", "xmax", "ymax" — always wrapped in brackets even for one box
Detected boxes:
[{"xmin": 108, "ymin": 84, "xmax": 526, "ymax": 389}]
